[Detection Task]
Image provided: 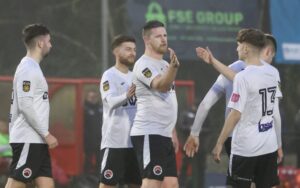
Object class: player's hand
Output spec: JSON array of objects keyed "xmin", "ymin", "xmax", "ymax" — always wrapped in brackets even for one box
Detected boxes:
[
  {"xmin": 126, "ymin": 84, "xmax": 136, "ymax": 99},
  {"xmin": 183, "ymin": 135, "xmax": 199, "ymax": 158},
  {"xmin": 195, "ymin": 47, "xmax": 215, "ymax": 64},
  {"xmin": 168, "ymin": 48, "xmax": 180, "ymax": 68},
  {"xmin": 277, "ymin": 147, "xmax": 284, "ymax": 164},
  {"xmin": 212, "ymin": 143, "xmax": 223, "ymax": 163},
  {"xmin": 45, "ymin": 133, "xmax": 58, "ymax": 149}
]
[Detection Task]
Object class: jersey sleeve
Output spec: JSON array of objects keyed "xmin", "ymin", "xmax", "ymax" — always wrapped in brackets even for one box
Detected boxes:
[
  {"xmin": 211, "ymin": 74, "xmax": 229, "ymax": 94},
  {"xmin": 228, "ymin": 74, "xmax": 248, "ymax": 113},
  {"xmin": 134, "ymin": 62, "xmax": 159, "ymax": 87},
  {"xmin": 100, "ymin": 72, "xmax": 118, "ymax": 100},
  {"xmin": 16, "ymin": 71, "xmax": 39, "ymax": 98},
  {"xmin": 100, "ymin": 71, "xmax": 127, "ymax": 108}
]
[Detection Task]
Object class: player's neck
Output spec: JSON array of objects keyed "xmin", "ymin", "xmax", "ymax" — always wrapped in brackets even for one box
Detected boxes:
[
  {"xmin": 26, "ymin": 51, "xmax": 42, "ymax": 64},
  {"xmin": 245, "ymin": 55, "xmax": 262, "ymax": 66},
  {"xmin": 144, "ymin": 49, "xmax": 163, "ymax": 61},
  {"xmin": 115, "ymin": 62, "xmax": 129, "ymax": 73}
]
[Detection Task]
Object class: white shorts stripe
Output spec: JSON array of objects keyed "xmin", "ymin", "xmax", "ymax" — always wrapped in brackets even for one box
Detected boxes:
[
  {"xmin": 16, "ymin": 143, "xmax": 30, "ymax": 169},
  {"xmin": 229, "ymin": 153, "xmax": 233, "ymax": 176},
  {"xmin": 101, "ymin": 148, "xmax": 109, "ymax": 173},
  {"xmin": 143, "ymin": 135, "xmax": 150, "ymax": 169}
]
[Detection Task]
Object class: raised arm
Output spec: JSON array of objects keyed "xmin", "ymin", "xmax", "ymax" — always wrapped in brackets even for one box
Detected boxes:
[
  {"xmin": 195, "ymin": 47, "xmax": 237, "ymax": 81},
  {"xmin": 151, "ymin": 48, "xmax": 180, "ymax": 92}
]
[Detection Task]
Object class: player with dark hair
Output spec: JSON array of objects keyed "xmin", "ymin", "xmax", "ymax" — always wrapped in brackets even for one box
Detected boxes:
[
  {"xmin": 130, "ymin": 20, "xmax": 180, "ymax": 188},
  {"xmin": 99, "ymin": 35, "xmax": 141, "ymax": 188},
  {"xmin": 206, "ymin": 29, "xmax": 280, "ymax": 187},
  {"xmin": 6, "ymin": 23, "xmax": 58, "ymax": 188}
]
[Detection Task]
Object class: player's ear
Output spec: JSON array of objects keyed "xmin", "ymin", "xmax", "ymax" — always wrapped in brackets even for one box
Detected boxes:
[
  {"xmin": 112, "ymin": 47, "xmax": 118, "ymax": 56},
  {"xmin": 37, "ymin": 38, "xmax": 43, "ymax": 49}
]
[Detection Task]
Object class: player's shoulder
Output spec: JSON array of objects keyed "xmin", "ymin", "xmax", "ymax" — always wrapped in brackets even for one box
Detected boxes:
[
  {"xmin": 261, "ymin": 61, "xmax": 279, "ymax": 75},
  {"xmin": 133, "ymin": 55, "xmax": 150, "ymax": 73},
  {"xmin": 228, "ymin": 60, "xmax": 246, "ymax": 72},
  {"xmin": 135, "ymin": 55, "xmax": 149, "ymax": 66},
  {"xmin": 101, "ymin": 67, "xmax": 116, "ymax": 80},
  {"xmin": 16, "ymin": 57, "xmax": 41, "ymax": 78}
]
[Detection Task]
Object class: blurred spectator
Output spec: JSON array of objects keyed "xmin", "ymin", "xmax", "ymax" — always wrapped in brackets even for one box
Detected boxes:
[
  {"xmin": 177, "ymin": 101, "xmax": 208, "ymax": 188},
  {"xmin": 83, "ymin": 90, "xmax": 102, "ymax": 175}
]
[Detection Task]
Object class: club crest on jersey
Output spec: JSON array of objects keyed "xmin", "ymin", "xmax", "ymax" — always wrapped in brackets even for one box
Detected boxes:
[
  {"xmin": 22, "ymin": 168, "xmax": 32, "ymax": 178},
  {"xmin": 104, "ymin": 169, "xmax": 113, "ymax": 179},
  {"xmin": 142, "ymin": 68, "xmax": 152, "ymax": 78},
  {"xmin": 103, "ymin": 81, "xmax": 110, "ymax": 91},
  {"xmin": 153, "ymin": 165, "xmax": 163, "ymax": 176},
  {"xmin": 23, "ymin": 81, "xmax": 31, "ymax": 92},
  {"xmin": 231, "ymin": 93, "xmax": 240, "ymax": 102}
]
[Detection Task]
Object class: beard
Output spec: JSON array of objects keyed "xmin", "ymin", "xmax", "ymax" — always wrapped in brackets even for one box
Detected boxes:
[
  {"xmin": 119, "ymin": 55, "xmax": 135, "ymax": 67},
  {"xmin": 154, "ymin": 44, "xmax": 168, "ymax": 54}
]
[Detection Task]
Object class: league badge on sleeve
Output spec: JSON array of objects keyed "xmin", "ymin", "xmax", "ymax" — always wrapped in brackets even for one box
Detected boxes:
[
  {"xmin": 103, "ymin": 81, "xmax": 110, "ymax": 91},
  {"xmin": 142, "ymin": 68, "xmax": 152, "ymax": 78},
  {"xmin": 22, "ymin": 81, "xmax": 31, "ymax": 92}
]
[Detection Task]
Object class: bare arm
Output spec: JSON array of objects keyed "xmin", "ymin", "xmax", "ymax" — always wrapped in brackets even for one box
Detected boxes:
[
  {"xmin": 195, "ymin": 47, "xmax": 237, "ymax": 81},
  {"xmin": 151, "ymin": 48, "xmax": 180, "ymax": 92},
  {"xmin": 273, "ymin": 98, "xmax": 283, "ymax": 163},
  {"xmin": 212, "ymin": 109, "xmax": 241, "ymax": 163}
]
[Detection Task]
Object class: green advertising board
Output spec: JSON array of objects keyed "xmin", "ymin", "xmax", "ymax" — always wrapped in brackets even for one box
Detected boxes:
[{"xmin": 125, "ymin": 0, "xmax": 261, "ymax": 61}]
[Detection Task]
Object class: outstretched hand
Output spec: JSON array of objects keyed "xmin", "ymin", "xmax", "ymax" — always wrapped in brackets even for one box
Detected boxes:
[{"xmin": 195, "ymin": 47, "xmax": 215, "ymax": 64}]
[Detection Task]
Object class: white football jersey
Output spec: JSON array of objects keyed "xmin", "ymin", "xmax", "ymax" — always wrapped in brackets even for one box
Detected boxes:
[
  {"xmin": 228, "ymin": 62, "xmax": 281, "ymax": 157},
  {"xmin": 130, "ymin": 55, "xmax": 178, "ymax": 138},
  {"xmin": 9, "ymin": 57, "xmax": 49, "ymax": 143},
  {"xmin": 100, "ymin": 67, "xmax": 137, "ymax": 149}
]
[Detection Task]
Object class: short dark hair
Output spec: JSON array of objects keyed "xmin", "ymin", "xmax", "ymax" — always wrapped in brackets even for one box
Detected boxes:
[
  {"xmin": 264, "ymin": 34, "xmax": 277, "ymax": 52},
  {"xmin": 142, "ymin": 20, "xmax": 165, "ymax": 36},
  {"xmin": 236, "ymin": 28, "xmax": 266, "ymax": 49},
  {"xmin": 22, "ymin": 24, "xmax": 50, "ymax": 46},
  {"xmin": 111, "ymin": 35, "xmax": 136, "ymax": 51}
]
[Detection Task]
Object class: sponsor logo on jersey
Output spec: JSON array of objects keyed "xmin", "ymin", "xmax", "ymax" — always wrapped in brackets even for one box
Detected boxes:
[
  {"xmin": 104, "ymin": 169, "xmax": 113, "ymax": 179},
  {"xmin": 103, "ymin": 81, "xmax": 110, "ymax": 91},
  {"xmin": 43, "ymin": 92, "xmax": 48, "ymax": 100},
  {"xmin": 231, "ymin": 93, "xmax": 240, "ymax": 102},
  {"xmin": 142, "ymin": 68, "xmax": 152, "ymax": 78},
  {"xmin": 258, "ymin": 120, "xmax": 273, "ymax": 132},
  {"xmin": 153, "ymin": 165, "xmax": 163, "ymax": 176},
  {"xmin": 23, "ymin": 81, "xmax": 31, "ymax": 92},
  {"xmin": 22, "ymin": 168, "xmax": 32, "ymax": 178}
]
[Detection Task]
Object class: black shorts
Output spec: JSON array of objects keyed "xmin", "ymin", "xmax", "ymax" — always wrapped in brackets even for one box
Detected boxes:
[
  {"xmin": 9, "ymin": 143, "xmax": 52, "ymax": 183},
  {"xmin": 227, "ymin": 151, "xmax": 279, "ymax": 188},
  {"xmin": 131, "ymin": 135, "xmax": 177, "ymax": 181},
  {"xmin": 99, "ymin": 148, "xmax": 141, "ymax": 186}
]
